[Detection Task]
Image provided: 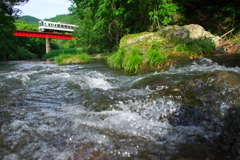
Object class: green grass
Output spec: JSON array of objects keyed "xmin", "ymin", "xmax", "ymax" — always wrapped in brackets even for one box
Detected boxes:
[
  {"xmin": 174, "ymin": 38, "xmax": 215, "ymax": 55},
  {"xmin": 146, "ymin": 48, "xmax": 168, "ymax": 65},
  {"xmin": 42, "ymin": 48, "xmax": 82, "ymax": 60},
  {"xmin": 107, "ymin": 37, "xmax": 216, "ymax": 74},
  {"xmin": 108, "ymin": 47, "xmax": 125, "ymax": 69},
  {"xmin": 54, "ymin": 53, "xmax": 90, "ymax": 65},
  {"xmin": 122, "ymin": 48, "xmax": 143, "ymax": 73}
]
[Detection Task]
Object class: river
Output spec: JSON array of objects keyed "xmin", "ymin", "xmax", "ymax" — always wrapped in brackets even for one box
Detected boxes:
[{"xmin": 0, "ymin": 57, "xmax": 240, "ymax": 159}]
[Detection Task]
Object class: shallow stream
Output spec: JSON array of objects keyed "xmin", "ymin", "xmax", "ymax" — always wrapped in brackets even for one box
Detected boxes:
[{"xmin": 0, "ymin": 57, "xmax": 240, "ymax": 159}]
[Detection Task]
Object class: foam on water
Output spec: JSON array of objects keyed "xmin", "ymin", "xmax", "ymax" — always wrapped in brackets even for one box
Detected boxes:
[
  {"xmin": 1, "ymin": 94, "xmax": 214, "ymax": 159},
  {"xmin": 162, "ymin": 57, "xmax": 240, "ymax": 75},
  {"xmin": 84, "ymin": 71, "xmax": 115, "ymax": 90}
]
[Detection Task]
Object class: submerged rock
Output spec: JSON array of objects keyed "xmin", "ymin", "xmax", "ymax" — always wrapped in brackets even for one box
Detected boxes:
[{"xmin": 132, "ymin": 69, "xmax": 240, "ymax": 157}]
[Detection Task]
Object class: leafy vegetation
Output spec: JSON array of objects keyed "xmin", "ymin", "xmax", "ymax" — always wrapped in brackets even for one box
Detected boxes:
[
  {"xmin": 70, "ymin": 0, "xmax": 181, "ymax": 52},
  {"xmin": 54, "ymin": 53, "xmax": 90, "ymax": 65},
  {"xmin": 10, "ymin": 46, "xmax": 37, "ymax": 60},
  {"xmin": 0, "ymin": 0, "xmax": 29, "ymax": 60},
  {"xmin": 70, "ymin": 0, "xmax": 240, "ymax": 53},
  {"xmin": 176, "ymin": 0, "xmax": 240, "ymax": 35}
]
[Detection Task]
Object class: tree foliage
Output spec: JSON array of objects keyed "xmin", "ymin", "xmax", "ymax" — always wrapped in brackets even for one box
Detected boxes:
[
  {"xmin": 70, "ymin": 0, "xmax": 179, "ymax": 52},
  {"xmin": 174, "ymin": 0, "xmax": 240, "ymax": 35},
  {"xmin": 0, "ymin": 0, "xmax": 29, "ymax": 60},
  {"xmin": 70, "ymin": 0, "xmax": 240, "ymax": 52}
]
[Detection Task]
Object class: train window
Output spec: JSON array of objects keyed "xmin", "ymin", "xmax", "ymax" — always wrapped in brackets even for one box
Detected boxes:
[{"xmin": 39, "ymin": 21, "xmax": 44, "ymax": 26}]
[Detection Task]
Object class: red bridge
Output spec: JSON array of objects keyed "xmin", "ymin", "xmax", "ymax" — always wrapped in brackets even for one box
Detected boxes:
[
  {"xmin": 14, "ymin": 30, "xmax": 73, "ymax": 39},
  {"xmin": 13, "ymin": 30, "xmax": 73, "ymax": 53}
]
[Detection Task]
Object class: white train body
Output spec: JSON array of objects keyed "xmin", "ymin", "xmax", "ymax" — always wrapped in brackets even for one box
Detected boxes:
[{"xmin": 38, "ymin": 20, "xmax": 77, "ymax": 33}]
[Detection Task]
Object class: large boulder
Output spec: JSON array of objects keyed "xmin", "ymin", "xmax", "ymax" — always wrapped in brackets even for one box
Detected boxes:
[
  {"xmin": 111, "ymin": 24, "xmax": 221, "ymax": 73},
  {"xmin": 120, "ymin": 24, "xmax": 220, "ymax": 50}
]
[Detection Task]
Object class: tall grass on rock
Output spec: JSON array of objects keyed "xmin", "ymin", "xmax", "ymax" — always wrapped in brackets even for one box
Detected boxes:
[
  {"xmin": 122, "ymin": 48, "xmax": 143, "ymax": 73},
  {"xmin": 108, "ymin": 47, "xmax": 125, "ymax": 69},
  {"xmin": 146, "ymin": 47, "xmax": 169, "ymax": 65},
  {"xmin": 108, "ymin": 47, "xmax": 144, "ymax": 74}
]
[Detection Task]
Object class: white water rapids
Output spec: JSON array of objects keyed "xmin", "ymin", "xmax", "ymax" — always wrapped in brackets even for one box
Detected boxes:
[{"xmin": 0, "ymin": 58, "xmax": 239, "ymax": 159}]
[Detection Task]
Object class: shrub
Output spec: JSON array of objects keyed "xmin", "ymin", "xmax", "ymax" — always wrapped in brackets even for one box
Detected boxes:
[
  {"xmin": 10, "ymin": 46, "xmax": 37, "ymax": 60},
  {"xmin": 54, "ymin": 53, "xmax": 90, "ymax": 65}
]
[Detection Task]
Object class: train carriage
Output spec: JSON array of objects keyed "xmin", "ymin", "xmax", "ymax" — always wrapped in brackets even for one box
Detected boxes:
[{"xmin": 38, "ymin": 20, "xmax": 77, "ymax": 33}]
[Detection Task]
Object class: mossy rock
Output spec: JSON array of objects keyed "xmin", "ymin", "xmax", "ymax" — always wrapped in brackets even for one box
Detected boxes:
[
  {"xmin": 157, "ymin": 25, "xmax": 190, "ymax": 44},
  {"xmin": 120, "ymin": 32, "xmax": 165, "ymax": 54},
  {"xmin": 109, "ymin": 24, "xmax": 219, "ymax": 73}
]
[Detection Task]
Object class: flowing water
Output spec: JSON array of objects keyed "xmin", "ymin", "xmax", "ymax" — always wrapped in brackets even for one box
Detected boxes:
[{"xmin": 0, "ymin": 58, "xmax": 240, "ymax": 160}]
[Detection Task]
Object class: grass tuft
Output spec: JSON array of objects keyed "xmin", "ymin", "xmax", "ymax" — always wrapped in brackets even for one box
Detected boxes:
[{"xmin": 122, "ymin": 48, "xmax": 143, "ymax": 73}]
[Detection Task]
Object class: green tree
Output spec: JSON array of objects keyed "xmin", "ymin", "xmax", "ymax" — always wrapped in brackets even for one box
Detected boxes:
[
  {"xmin": 70, "ymin": 0, "xmax": 180, "ymax": 52},
  {"xmin": 174, "ymin": 0, "xmax": 240, "ymax": 35},
  {"xmin": 0, "ymin": 0, "xmax": 29, "ymax": 60}
]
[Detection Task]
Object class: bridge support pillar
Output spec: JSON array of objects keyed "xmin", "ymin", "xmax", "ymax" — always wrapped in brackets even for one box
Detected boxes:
[{"xmin": 46, "ymin": 38, "xmax": 51, "ymax": 53}]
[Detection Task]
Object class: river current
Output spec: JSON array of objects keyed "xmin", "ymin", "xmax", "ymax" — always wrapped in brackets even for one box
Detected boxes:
[{"xmin": 0, "ymin": 58, "xmax": 240, "ymax": 159}]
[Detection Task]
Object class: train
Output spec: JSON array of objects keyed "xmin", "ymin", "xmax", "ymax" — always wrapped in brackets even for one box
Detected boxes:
[{"xmin": 38, "ymin": 20, "xmax": 77, "ymax": 33}]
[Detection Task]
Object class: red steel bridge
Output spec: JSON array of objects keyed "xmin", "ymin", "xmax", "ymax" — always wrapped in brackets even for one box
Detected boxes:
[
  {"xmin": 13, "ymin": 30, "xmax": 73, "ymax": 53},
  {"xmin": 14, "ymin": 30, "xmax": 73, "ymax": 39}
]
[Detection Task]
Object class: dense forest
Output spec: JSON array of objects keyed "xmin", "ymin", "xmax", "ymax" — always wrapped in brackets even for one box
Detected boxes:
[
  {"xmin": 70, "ymin": 0, "xmax": 240, "ymax": 52},
  {"xmin": 0, "ymin": 0, "xmax": 239, "ymax": 60}
]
